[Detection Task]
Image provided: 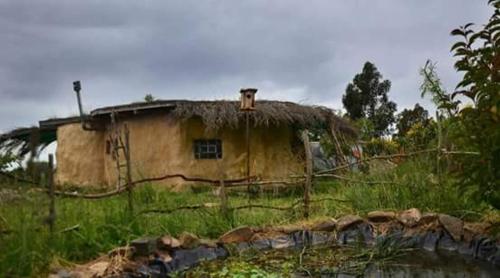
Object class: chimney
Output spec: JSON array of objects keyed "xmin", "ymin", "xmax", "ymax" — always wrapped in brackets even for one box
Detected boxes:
[{"xmin": 73, "ymin": 80, "xmax": 85, "ymax": 125}]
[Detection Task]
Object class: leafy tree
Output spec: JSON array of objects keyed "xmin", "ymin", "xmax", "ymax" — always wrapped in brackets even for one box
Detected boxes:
[
  {"xmin": 396, "ymin": 103, "xmax": 429, "ymax": 137},
  {"xmin": 342, "ymin": 62, "xmax": 397, "ymax": 136},
  {"xmin": 144, "ymin": 94, "xmax": 155, "ymax": 102},
  {"xmin": 444, "ymin": 0, "xmax": 500, "ymax": 208}
]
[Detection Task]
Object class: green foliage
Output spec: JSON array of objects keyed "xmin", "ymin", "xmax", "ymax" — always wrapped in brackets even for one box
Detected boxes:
[
  {"xmin": 0, "ymin": 156, "xmax": 495, "ymax": 276},
  {"xmin": 420, "ymin": 61, "xmax": 459, "ymax": 117},
  {"xmin": 448, "ymin": 1, "xmax": 500, "ymax": 208},
  {"xmin": 396, "ymin": 103, "xmax": 430, "ymax": 137},
  {"xmin": 144, "ymin": 94, "xmax": 155, "ymax": 102},
  {"xmin": 342, "ymin": 62, "xmax": 397, "ymax": 136},
  {"xmin": 397, "ymin": 121, "xmax": 437, "ymax": 152},
  {"xmin": 338, "ymin": 157, "xmax": 485, "ymax": 217},
  {"xmin": 0, "ymin": 153, "xmax": 16, "ymax": 172},
  {"xmin": 363, "ymin": 137, "xmax": 399, "ymax": 156}
]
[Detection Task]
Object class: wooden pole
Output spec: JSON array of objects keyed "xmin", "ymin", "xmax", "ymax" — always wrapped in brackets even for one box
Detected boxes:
[
  {"xmin": 124, "ymin": 124, "xmax": 134, "ymax": 215},
  {"xmin": 219, "ymin": 179, "xmax": 228, "ymax": 216},
  {"xmin": 436, "ymin": 111, "xmax": 442, "ymax": 186},
  {"xmin": 330, "ymin": 123, "xmax": 348, "ymax": 165},
  {"xmin": 301, "ymin": 130, "xmax": 312, "ymax": 219},
  {"xmin": 245, "ymin": 111, "xmax": 251, "ymax": 194},
  {"xmin": 47, "ymin": 154, "xmax": 55, "ymax": 234}
]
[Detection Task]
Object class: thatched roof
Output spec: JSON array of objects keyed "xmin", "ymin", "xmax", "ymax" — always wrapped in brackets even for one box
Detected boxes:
[
  {"xmin": 1, "ymin": 100, "xmax": 356, "ymax": 156},
  {"xmin": 91, "ymin": 100, "xmax": 356, "ymax": 135}
]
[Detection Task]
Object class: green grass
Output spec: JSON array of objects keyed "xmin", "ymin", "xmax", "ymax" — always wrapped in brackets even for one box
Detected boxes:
[{"xmin": 0, "ymin": 156, "xmax": 496, "ymax": 277}]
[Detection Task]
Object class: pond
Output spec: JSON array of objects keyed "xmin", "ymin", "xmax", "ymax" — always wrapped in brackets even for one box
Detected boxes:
[{"xmin": 184, "ymin": 244, "xmax": 500, "ymax": 277}]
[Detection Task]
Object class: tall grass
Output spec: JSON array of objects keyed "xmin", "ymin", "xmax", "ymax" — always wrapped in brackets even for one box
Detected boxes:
[
  {"xmin": 329, "ymin": 156, "xmax": 486, "ymax": 219},
  {"xmin": 0, "ymin": 156, "xmax": 494, "ymax": 277}
]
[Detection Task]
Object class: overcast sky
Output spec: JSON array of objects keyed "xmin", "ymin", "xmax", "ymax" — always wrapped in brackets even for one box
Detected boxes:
[{"xmin": 0, "ymin": 0, "xmax": 493, "ymax": 133}]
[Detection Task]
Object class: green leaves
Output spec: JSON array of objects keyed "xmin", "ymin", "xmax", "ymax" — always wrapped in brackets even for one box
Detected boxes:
[{"xmin": 445, "ymin": 0, "xmax": 500, "ymax": 209}]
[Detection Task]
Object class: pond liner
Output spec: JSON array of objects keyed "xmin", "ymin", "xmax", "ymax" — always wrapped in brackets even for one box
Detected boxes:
[{"xmin": 128, "ymin": 226, "xmax": 499, "ymax": 277}]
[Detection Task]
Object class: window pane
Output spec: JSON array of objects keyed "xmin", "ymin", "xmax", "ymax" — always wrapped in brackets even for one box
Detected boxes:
[{"xmin": 194, "ymin": 139, "xmax": 222, "ymax": 159}]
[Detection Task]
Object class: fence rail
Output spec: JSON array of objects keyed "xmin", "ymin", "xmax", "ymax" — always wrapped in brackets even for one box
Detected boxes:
[{"xmin": 0, "ymin": 133, "xmax": 480, "ymax": 237}]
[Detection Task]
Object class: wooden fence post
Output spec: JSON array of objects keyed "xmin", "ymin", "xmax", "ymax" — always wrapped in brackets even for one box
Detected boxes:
[
  {"xmin": 219, "ymin": 179, "xmax": 228, "ymax": 216},
  {"xmin": 436, "ymin": 111, "xmax": 442, "ymax": 185},
  {"xmin": 124, "ymin": 124, "xmax": 134, "ymax": 216},
  {"xmin": 47, "ymin": 154, "xmax": 55, "ymax": 234},
  {"xmin": 301, "ymin": 130, "xmax": 312, "ymax": 219}
]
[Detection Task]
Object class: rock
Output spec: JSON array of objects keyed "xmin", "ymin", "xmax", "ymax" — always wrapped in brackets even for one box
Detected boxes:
[
  {"xmin": 367, "ymin": 211, "xmax": 396, "ymax": 223},
  {"xmin": 199, "ymin": 239, "xmax": 218, "ymax": 248},
  {"xmin": 463, "ymin": 222, "xmax": 492, "ymax": 242},
  {"xmin": 218, "ymin": 226, "xmax": 254, "ymax": 244},
  {"xmin": 374, "ymin": 221, "xmax": 403, "ymax": 236},
  {"xmin": 336, "ymin": 215, "xmax": 363, "ymax": 231},
  {"xmin": 157, "ymin": 235, "xmax": 181, "ymax": 250},
  {"xmin": 274, "ymin": 224, "xmax": 304, "ymax": 234},
  {"xmin": 179, "ymin": 232, "xmax": 201, "ymax": 249},
  {"xmin": 130, "ymin": 237, "xmax": 158, "ymax": 256},
  {"xmin": 438, "ymin": 214, "xmax": 463, "ymax": 241},
  {"xmin": 397, "ymin": 208, "xmax": 422, "ymax": 227},
  {"xmin": 419, "ymin": 213, "xmax": 438, "ymax": 225},
  {"xmin": 152, "ymin": 251, "xmax": 173, "ymax": 263},
  {"xmin": 311, "ymin": 218, "xmax": 336, "ymax": 231}
]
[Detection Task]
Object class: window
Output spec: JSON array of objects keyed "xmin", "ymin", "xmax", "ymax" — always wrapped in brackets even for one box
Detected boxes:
[{"xmin": 194, "ymin": 139, "xmax": 222, "ymax": 159}]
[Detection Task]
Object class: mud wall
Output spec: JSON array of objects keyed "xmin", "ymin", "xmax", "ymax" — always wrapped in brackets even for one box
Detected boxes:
[
  {"xmin": 103, "ymin": 113, "xmax": 303, "ymax": 190},
  {"xmin": 55, "ymin": 123, "xmax": 105, "ymax": 187}
]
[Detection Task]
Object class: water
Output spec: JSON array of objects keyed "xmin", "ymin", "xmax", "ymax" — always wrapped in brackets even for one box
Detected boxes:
[
  {"xmin": 188, "ymin": 246, "xmax": 499, "ymax": 277},
  {"xmin": 334, "ymin": 250, "xmax": 500, "ymax": 278}
]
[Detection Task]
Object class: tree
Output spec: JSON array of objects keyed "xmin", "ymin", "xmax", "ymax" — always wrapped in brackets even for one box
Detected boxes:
[
  {"xmin": 144, "ymin": 94, "xmax": 155, "ymax": 102},
  {"xmin": 342, "ymin": 62, "xmax": 397, "ymax": 136},
  {"xmin": 447, "ymin": 0, "xmax": 500, "ymax": 208},
  {"xmin": 396, "ymin": 103, "xmax": 429, "ymax": 137}
]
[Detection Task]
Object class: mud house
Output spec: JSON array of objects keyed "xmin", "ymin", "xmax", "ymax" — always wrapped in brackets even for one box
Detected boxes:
[{"xmin": 0, "ymin": 95, "xmax": 355, "ymax": 189}]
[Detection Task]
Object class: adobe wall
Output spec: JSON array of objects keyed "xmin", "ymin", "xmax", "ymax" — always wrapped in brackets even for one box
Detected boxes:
[
  {"xmin": 103, "ymin": 114, "xmax": 303, "ymax": 190},
  {"xmin": 55, "ymin": 123, "xmax": 106, "ymax": 187}
]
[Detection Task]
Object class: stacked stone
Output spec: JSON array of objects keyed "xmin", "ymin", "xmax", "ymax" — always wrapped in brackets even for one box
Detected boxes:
[{"xmin": 52, "ymin": 208, "xmax": 499, "ymax": 277}]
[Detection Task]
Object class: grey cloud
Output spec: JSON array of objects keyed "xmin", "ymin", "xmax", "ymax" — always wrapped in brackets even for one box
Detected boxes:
[{"xmin": 0, "ymin": 0, "xmax": 493, "ymax": 132}]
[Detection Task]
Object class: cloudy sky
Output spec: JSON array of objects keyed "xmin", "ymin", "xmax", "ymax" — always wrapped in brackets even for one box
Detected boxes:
[{"xmin": 0, "ymin": 0, "xmax": 493, "ymax": 133}]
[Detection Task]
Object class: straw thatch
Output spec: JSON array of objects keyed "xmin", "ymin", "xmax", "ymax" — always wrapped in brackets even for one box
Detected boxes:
[
  {"xmin": 173, "ymin": 100, "xmax": 355, "ymax": 135},
  {"xmin": 0, "ymin": 100, "xmax": 356, "ymax": 157},
  {"xmin": 92, "ymin": 100, "xmax": 356, "ymax": 135}
]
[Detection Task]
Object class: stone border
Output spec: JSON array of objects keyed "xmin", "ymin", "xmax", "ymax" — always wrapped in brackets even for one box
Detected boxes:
[{"xmin": 52, "ymin": 209, "xmax": 499, "ymax": 277}]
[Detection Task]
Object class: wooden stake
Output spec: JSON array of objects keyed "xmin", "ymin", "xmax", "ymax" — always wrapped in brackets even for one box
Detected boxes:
[
  {"xmin": 436, "ymin": 111, "xmax": 442, "ymax": 186},
  {"xmin": 245, "ymin": 111, "xmax": 251, "ymax": 194},
  {"xmin": 124, "ymin": 123, "xmax": 134, "ymax": 215},
  {"xmin": 301, "ymin": 130, "xmax": 313, "ymax": 219},
  {"xmin": 47, "ymin": 154, "xmax": 55, "ymax": 234},
  {"xmin": 330, "ymin": 123, "xmax": 347, "ymax": 165},
  {"xmin": 219, "ymin": 179, "xmax": 228, "ymax": 216}
]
